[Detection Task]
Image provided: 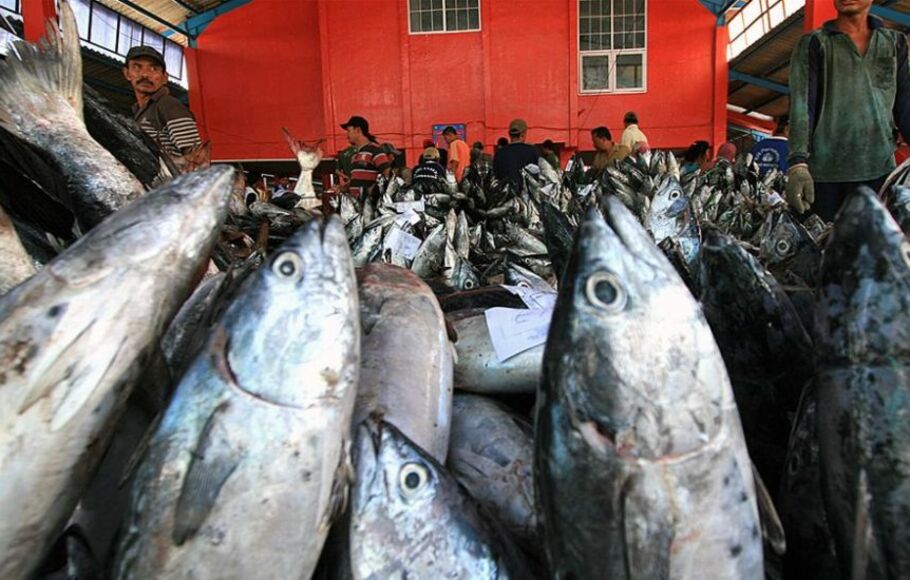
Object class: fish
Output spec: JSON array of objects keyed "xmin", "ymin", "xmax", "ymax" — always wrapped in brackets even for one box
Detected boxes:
[
  {"xmin": 446, "ymin": 256, "xmax": 483, "ymax": 291},
  {"xmin": 351, "ymin": 223, "xmax": 384, "ymax": 268},
  {"xmin": 0, "ymin": 0, "xmax": 144, "ymax": 230},
  {"xmin": 699, "ymin": 227, "xmax": 814, "ymax": 491},
  {"xmin": 0, "ymin": 204, "xmax": 37, "ymax": 293},
  {"xmin": 0, "ymin": 166, "xmax": 233, "ymax": 579},
  {"xmin": 814, "ymin": 187, "xmax": 910, "ymax": 578},
  {"xmin": 410, "ymin": 223, "xmax": 447, "ymax": 278},
  {"xmin": 504, "ymin": 222, "xmax": 548, "ymax": 257},
  {"xmin": 538, "ymin": 201, "xmax": 575, "ymax": 283},
  {"xmin": 447, "ymin": 393, "xmax": 538, "ymax": 547},
  {"xmin": 756, "ymin": 209, "xmax": 820, "ymax": 283},
  {"xmin": 348, "ymin": 418, "xmax": 534, "ymax": 579},
  {"xmin": 883, "ymin": 184, "xmax": 910, "ymax": 238},
  {"xmin": 83, "ymin": 84, "xmax": 167, "ymax": 188},
  {"xmin": 282, "ymin": 127, "xmax": 323, "ymax": 209},
  {"xmin": 355, "ymin": 264, "xmax": 453, "ymax": 462},
  {"xmin": 114, "ymin": 217, "xmax": 360, "ymax": 579},
  {"xmin": 447, "ymin": 308, "xmax": 543, "ymax": 394},
  {"xmin": 437, "ymin": 286, "xmax": 526, "ymax": 313},
  {"xmin": 536, "ymin": 202, "xmax": 763, "ymax": 579}
]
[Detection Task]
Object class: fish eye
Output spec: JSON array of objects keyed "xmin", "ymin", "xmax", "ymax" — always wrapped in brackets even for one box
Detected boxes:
[
  {"xmin": 272, "ymin": 252, "xmax": 304, "ymax": 280},
  {"xmin": 670, "ymin": 190, "xmax": 680, "ymax": 200},
  {"xmin": 775, "ymin": 239, "xmax": 792, "ymax": 255},
  {"xmin": 464, "ymin": 279, "xmax": 475, "ymax": 289},
  {"xmin": 585, "ymin": 271, "xmax": 627, "ymax": 312},
  {"xmin": 399, "ymin": 463, "xmax": 429, "ymax": 496}
]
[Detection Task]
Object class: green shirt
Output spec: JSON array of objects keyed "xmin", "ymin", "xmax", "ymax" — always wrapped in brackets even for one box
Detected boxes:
[{"xmin": 788, "ymin": 17, "xmax": 910, "ymax": 182}]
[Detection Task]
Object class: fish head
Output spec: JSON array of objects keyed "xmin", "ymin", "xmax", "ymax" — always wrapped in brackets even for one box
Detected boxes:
[
  {"xmin": 548, "ymin": 200, "xmax": 726, "ymax": 460},
  {"xmin": 759, "ymin": 210, "xmax": 814, "ymax": 266},
  {"xmin": 452, "ymin": 257, "xmax": 482, "ymax": 291},
  {"xmin": 818, "ymin": 188, "xmax": 910, "ymax": 363},
  {"xmin": 219, "ymin": 216, "xmax": 359, "ymax": 408}
]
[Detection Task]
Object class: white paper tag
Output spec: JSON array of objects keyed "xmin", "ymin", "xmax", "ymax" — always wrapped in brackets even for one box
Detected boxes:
[
  {"xmin": 485, "ymin": 307, "xmax": 553, "ymax": 362},
  {"xmin": 384, "ymin": 227, "xmax": 422, "ymax": 260},
  {"xmin": 767, "ymin": 192, "xmax": 784, "ymax": 206},
  {"xmin": 394, "ymin": 208, "xmax": 421, "ymax": 227},
  {"xmin": 579, "ymin": 184, "xmax": 597, "ymax": 198},
  {"xmin": 500, "ymin": 284, "xmax": 557, "ymax": 309},
  {"xmin": 394, "ymin": 200, "xmax": 426, "ymax": 213},
  {"xmin": 565, "ymin": 159, "xmax": 575, "ymax": 172}
]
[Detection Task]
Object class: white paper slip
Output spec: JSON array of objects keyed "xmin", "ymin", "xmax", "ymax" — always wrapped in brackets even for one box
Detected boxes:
[
  {"xmin": 394, "ymin": 208, "xmax": 421, "ymax": 227},
  {"xmin": 485, "ymin": 306, "xmax": 553, "ymax": 362},
  {"xmin": 578, "ymin": 183, "xmax": 597, "ymax": 198},
  {"xmin": 394, "ymin": 200, "xmax": 425, "ymax": 213},
  {"xmin": 500, "ymin": 284, "xmax": 557, "ymax": 310},
  {"xmin": 384, "ymin": 227, "xmax": 422, "ymax": 260},
  {"xmin": 767, "ymin": 192, "xmax": 784, "ymax": 206}
]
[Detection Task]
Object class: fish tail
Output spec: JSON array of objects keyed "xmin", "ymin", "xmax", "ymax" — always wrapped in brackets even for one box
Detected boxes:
[{"xmin": 0, "ymin": 0, "xmax": 83, "ymax": 136}]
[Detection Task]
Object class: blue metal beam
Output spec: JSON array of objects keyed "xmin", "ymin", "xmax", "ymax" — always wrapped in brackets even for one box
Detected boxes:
[
  {"xmin": 870, "ymin": 5, "xmax": 910, "ymax": 28},
  {"xmin": 698, "ymin": 0, "xmax": 740, "ymax": 25},
  {"xmin": 176, "ymin": 0, "xmax": 251, "ymax": 43},
  {"xmin": 729, "ymin": 70, "xmax": 789, "ymax": 95}
]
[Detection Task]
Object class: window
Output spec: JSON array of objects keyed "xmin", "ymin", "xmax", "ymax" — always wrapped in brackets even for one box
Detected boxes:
[
  {"xmin": 409, "ymin": 0, "xmax": 479, "ymax": 34},
  {"xmin": 579, "ymin": 0, "xmax": 646, "ymax": 93},
  {"xmin": 726, "ymin": 0, "xmax": 804, "ymax": 60},
  {"xmin": 0, "ymin": 0, "xmax": 19, "ymax": 13}
]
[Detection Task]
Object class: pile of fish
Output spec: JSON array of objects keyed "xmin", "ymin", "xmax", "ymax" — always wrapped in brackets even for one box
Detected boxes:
[{"xmin": 4, "ymin": 4, "xmax": 910, "ymax": 579}]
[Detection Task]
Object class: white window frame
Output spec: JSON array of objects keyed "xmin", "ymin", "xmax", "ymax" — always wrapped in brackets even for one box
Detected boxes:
[
  {"xmin": 408, "ymin": 0, "xmax": 481, "ymax": 35},
  {"xmin": 578, "ymin": 0, "xmax": 647, "ymax": 95}
]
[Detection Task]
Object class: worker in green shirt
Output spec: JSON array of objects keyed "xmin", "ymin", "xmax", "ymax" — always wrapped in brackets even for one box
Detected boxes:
[{"xmin": 786, "ymin": 0, "xmax": 910, "ymax": 221}]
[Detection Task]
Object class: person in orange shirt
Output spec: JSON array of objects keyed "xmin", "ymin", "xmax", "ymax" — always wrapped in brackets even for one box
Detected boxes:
[{"xmin": 442, "ymin": 126, "xmax": 470, "ymax": 183}]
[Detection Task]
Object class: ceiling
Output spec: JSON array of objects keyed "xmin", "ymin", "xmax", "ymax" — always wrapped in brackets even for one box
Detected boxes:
[
  {"xmin": 96, "ymin": 0, "xmax": 235, "ymax": 46},
  {"xmin": 728, "ymin": 0, "xmax": 910, "ymax": 120}
]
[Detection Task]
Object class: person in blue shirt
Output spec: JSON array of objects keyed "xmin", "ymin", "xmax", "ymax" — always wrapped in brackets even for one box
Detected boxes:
[{"xmin": 750, "ymin": 117, "xmax": 790, "ymax": 176}]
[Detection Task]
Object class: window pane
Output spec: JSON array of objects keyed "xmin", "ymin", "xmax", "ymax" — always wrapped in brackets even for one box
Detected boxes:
[
  {"xmin": 89, "ymin": 3, "xmax": 118, "ymax": 51},
  {"xmin": 118, "ymin": 19, "xmax": 142, "ymax": 55},
  {"xmin": 582, "ymin": 54, "xmax": 610, "ymax": 91},
  {"xmin": 71, "ymin": 0, "xmax": 91, "ymax": 39},
  {"xmin": 142, "ymin": 29, "xmax": 164, "ymax": 54},
  {"xmin": 635, "ymin": 31, "xmax": 644, "ymax": 47},
  {"xmin": 0, "ymin": 0, "xmax": 16, "ymax": 11},
  {"xmin": 616, "ymin": 53, "xmax": 643, "ymax": 89},
  {"xmin": 164, "ymin": 41, "xmax": 183, "ymax": 76},
  {"xmin": 457, "ymin": 10, "xmax": 468, "ymax": 29},
  {"xmin": 432, "ymin": 9, "xmax": 443, "ymax": 30},
  {"xmin": 468, "ymin": 9, "xmax": 478, "ymax": 28},
  {"xmin": 432, "ymin": 0, "xmax": 443, "ymax": 9}
]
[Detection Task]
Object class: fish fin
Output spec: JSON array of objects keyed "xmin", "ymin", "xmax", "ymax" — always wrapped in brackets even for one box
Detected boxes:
[
  {"xmin": 751, "ymin": 462, "xmax": 786, "ymax": 556},
  {"xmin": 172, "ymin": 400, "xmax": 242, "ymax": 546},
  {"xmin": 0, "ymin": 0, "xmax": 83, "ymax": 136},
  {"xmin": 319, "ymin": 437, "xmax": 354, "ymax": 535},
  {"xmin": 621, "ymin": 471, "xmax": 672, "ymax": 580},
  {"xmin": 851, "ymin": 469, "xmax": 874, "ymax": 580}
]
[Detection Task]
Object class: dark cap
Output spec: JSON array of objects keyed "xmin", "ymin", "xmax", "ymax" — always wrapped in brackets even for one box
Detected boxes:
[
  {"xmin": 125, "ymin": 46, "xmax": 166, "ymax": 69},
  {"xmin": 508, "ymin": 118, "xmax": 528, "ymax": 136},
  {"xmin": 340, "ymin": 115, "xmax": 369, "ymax": 134},
  {"xmin": 442, "ymin": 125, "xmax": 458, "ymax": 136}
]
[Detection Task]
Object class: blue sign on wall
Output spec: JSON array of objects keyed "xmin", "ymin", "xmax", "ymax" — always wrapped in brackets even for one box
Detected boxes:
[{"xmin": 431, "ymin": 124, "xmax": 467, "ymax": 148}]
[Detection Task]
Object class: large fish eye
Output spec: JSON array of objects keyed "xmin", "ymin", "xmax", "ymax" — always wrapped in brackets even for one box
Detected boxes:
[
  {"xmin": 585, "ymin": 272, "xmax": 627, "ymax": 312},
  {"xmin": 670, "ymin": 189, "xmax": 681, "ymax": 200},
  {"xmin": 399, "ymin": 463, "xmax": 429, "ymax": 496},
  {"xmin": 775, "ymin": 239, "xmax": 792, "ymax": 256},
  {"xmin": 464, "ymin": 279, "xmax": 475, "ymax": 290},
  {"xmin": 272, "ymin": 252, "xmax": 304, "ymax": 280}
]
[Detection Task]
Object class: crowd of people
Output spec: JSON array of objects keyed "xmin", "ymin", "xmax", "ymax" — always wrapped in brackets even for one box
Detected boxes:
[{"xmin": 118, "ymin": 0, "xmax": 909, "ymax": 223}]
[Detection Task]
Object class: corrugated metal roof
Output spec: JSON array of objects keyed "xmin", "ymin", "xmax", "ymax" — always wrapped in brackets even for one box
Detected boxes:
[{"xmin": 97, "ymin": 0, "xmax": 232, "ymax": 46}]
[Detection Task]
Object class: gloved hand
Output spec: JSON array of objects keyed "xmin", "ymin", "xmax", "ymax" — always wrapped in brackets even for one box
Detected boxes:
[{"xmin": 786, "ymin": 164, "xmax": 815, "ymax": 214}]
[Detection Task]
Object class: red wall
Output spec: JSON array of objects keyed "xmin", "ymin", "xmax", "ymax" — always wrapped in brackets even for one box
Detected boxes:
[{"xmin": 190, "ymin": 0, "xmax": 725, "ymax": 163}]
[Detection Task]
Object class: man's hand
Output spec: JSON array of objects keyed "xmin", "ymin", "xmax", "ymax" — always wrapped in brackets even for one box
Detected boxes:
[{"xmin": 786, "ymin": 163, "xmax": 815, "ymax": 214}]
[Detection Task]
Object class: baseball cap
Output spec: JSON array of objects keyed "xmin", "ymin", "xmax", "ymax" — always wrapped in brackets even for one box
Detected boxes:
[
  {"xmin": 125, "ymin": 46, "xmax": 166, "ymax": 69},
  {"xmin": 508, "ymin": 118, "xmax": 528, "ymax": 136},
  {"xmin": 340, "ymin": 116, "xmax": 370, "ymax": 133},
  {"xmin": 422, "ymin": 147, "xmax": 440, "ymax": 159}
]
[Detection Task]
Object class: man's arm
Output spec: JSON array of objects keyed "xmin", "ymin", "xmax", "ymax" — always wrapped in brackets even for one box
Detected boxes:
[
  {"xmin": 159, "ymin": 97, "xmax": 203, "ymax": 154},
  {"xmin": 788, "ymin": 35, "xmax": 821, "ymax": 166},
  {"xmin": 894, "ymin": 33, "xmax": 910, "ymax": 144}
]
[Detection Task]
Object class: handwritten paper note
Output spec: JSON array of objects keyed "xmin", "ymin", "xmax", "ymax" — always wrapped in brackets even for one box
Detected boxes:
[
  {"xmin": 394, "ymin": 200, "xmax": 426, "ymax": 213},
  {"xmin": 384, "ymin": 227, "xmax": 421, "ymax": 260},
  {"xmin": 484, "ymin": 307, "xmax": 554, "ymax": 362},
  {"xmin": 501, "ymin": 284, "xmax": 557, "ymax": 310}
]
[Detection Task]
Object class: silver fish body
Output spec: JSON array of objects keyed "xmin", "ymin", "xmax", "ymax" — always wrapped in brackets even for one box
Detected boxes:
[
  {"xmin": 114, "ymin": 217, "xmax": 360, "ymax": 579},
  {"xmin": 0, "ymin": 205, "xmax": 37, "ymax": 294},
  {"xmin": 0, "ymin": 166, "xmax": 232, "ymax": 579},
  {"xmin": 536, "ymin": 202, "xmax": 762, "ymax": 579},
  {"xmin": 355, "ymin": 264, "xmax": 453, "ymax": 462}
]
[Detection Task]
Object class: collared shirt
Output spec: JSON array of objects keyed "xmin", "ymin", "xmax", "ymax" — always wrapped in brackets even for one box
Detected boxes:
[
  {"xmin": 788, "ymin": 16, "xmax": 910, "ymax": 181},
  {"xmin": 447, "ymin": 138, "xmax": 471, "ymax": 182},
  {"xmin": 348, "ymin": 142, "xmax": 391, "ymax": 197},
  {"xmin": 620, "ymin": 124, "xmax": 648, "ymax": 150},
  {"xmin": 588, "ymin": 143, "xmax": 631, "ymax": 179},
  {"xmin": 132, "ymin": 87, "xmax": 202, "ymax": 158}
]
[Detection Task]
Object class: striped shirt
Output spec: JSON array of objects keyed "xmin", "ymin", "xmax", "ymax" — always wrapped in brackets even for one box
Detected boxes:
[
  {"xmin": 133, "ymin": 87, "xmax": 202, "ymax": 158},
  {"xmin": 348, "ymin": 143, "xmax": 390, "ymax": 197}
]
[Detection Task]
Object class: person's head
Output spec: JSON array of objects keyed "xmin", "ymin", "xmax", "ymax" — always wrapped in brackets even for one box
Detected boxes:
[
  {"xmin": 247, "ymin": 172, "xmax": 262, "ymax": 188},
  {"xmin": 442, "ymin": 126, "xmax": 459, "ymax": 144},
  {"xmin": 123, "ymin": 46, "xmax": 167, "ymax": 97},
  {"xmin": 541, "ymin": 139, "xmax": 556, "ymax": 154},
  {"xmin": 380, "ymin": 142, "xmax": 400, "ymax": 162},
  {"xmin": 684, "ymin": 140, "xmax": 711, "ymax": 164},
  {"xmin": 508, "ymin": 118, "xmax": 528, "ymax": 142},
  {"xmin": 341, "ymin": 115, "xmax": 372, "ymax": 147},
  {"xmin": 717, "ymin": 142, "xmax": 737, "ymax": 162},
  {"xmin": 591, "ymin": 126, "xmax": 613, "ymax": 152},
  {"xmin": 472, "ymin": 141, "xmax": 484, "ymax": 151},
  {"xmin": 623, "ymin": 111, "xmax": 638, "ymax": 127},
  {"xmin": 496, "ymin": 137, "xmax": 509, "ymax": 149},
  {"xmin": 834, "ymin": 0, "xmax": 872, "ymax": 17},
  {"xmin": 423, "ymin": 139, "xmax": 435, "ymax": 149},
  {"xmin": 422, "ymin": 147, "xmax": 440, "ymax": 163},
  {"xmin": 774, "ymin": 116, "xmax": 789, "ymax": 137}
]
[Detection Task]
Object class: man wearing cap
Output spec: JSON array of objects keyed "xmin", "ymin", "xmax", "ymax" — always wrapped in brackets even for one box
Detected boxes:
[
  {"xmin": 412, "ymin": 147, "xmax": 447, "ymax": 185},
  {"xmin": 340, "ymin": 115, "xmax": 390, "ymax": 198},
  {"xmin": 493, "ymin": 119, "xmax": 539, "ymax": 184},
  {"xmin": 442, "ymin": 126, "xmax": 470, "ymax": 183},
  {"xmin": 123, "ymin": 46, "xmax": 202, "ymax": 163}
]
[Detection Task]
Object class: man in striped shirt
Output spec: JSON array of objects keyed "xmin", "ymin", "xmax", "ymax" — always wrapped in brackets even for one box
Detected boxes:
[
  {"xmin": 123, "ymin": 46, "xmax": 202, "ymax": 165},
  {"xmin": 339, "ymin": 116, "xmax": 390, "ymax": 198}
]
